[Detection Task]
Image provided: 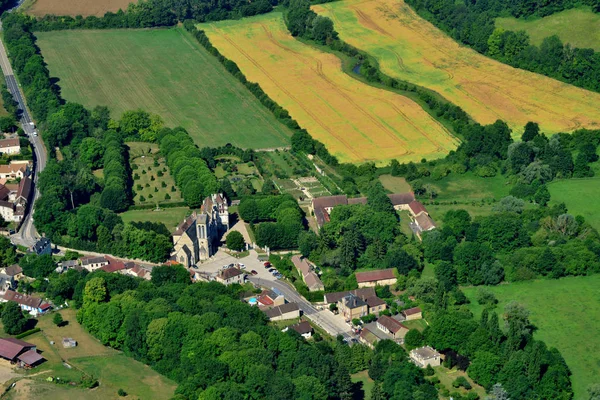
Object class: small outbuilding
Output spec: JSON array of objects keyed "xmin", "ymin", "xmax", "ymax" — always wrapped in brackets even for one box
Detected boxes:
[{"xmin": 62, "ymin": 338, "xmax": 77, "ymax": 348}]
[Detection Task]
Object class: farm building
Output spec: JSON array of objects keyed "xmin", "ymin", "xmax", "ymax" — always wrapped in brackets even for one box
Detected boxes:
[
  {"xmin": 410, "ymin": 346, "xmax": 441, "ymax": 368},
  {"xmin": 291, "ymin": 255, "xmax": 324, "ymax": 292},
  {"xmin": 0, "ymin": 338, "xmax": 44, "ymax": 368},
  {"xmin": 376, "ymin": 315, "xmax": 409, "ymax": 341},
  {"xmin": 402, "ymin": 307, "xmax": 423, "ymax": 321},
  {"xmin": 355, "ymin": 269, "xmax": 397, "ymax": 288},
  {"xmin": 263, "ymin": 303, "xmax": 300, "ymax": 321}
]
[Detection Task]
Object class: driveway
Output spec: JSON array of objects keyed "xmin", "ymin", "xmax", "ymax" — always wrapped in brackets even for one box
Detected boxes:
[{"xmin": 196, "ymin": 249, "xmax": 276, "ymax": 282}]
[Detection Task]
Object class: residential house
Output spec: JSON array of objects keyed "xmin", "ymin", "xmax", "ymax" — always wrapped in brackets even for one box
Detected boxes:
[
  {"xmin": 80, "ymin": 256, "xmax": 109, "ymax": 271},
  {"xmin": 338, "ymin": 293, "xmax": 368, "ymax": 322},
  {"xmin": 355, "ymin": 269, "xmax": 397, "ymax": 288},
  {"xmin": 0, "ymin": 161, "xmax": 30, "ymax": 181},
  {"xmin": 2, "ymin": 290, "xmax": 50, "ymax": 315},
  {"xmin": 359, "ymin": 328, "xmax": 379, "ymax": 349},
  {"xmin": 171, "ymin": 193, "xmax": 229, "ymax": 267},
  {"xmin": 407, "ymin": 200, "xmax": 436, "ymax": 239},
  {"xmin": 324, "ymin": 288, "xmax": 376, "ymax": 305},
  {"xmin": 0, "ymin": 184, "xmax": 9, "ymax": 201},
  {"xmin": 365, "ymin": 296, "xmax": 387, "ymax": 314},
  {"xmin": 0, "ymin": 201, "xmax": 19, "ymax": 222},
  {"xmin": 284, "ymin": 321, "xmax": 313, "ymax": 339},
  {"xmin": 291, "ymin": 255, "xmax": 324, "ymax": 292},
  {"xmin": 402, "ymin": 307, "xmax": 423, "ymax": 321},
  {"xmin": 263, "ymin": 302, "xmax": 300, "ymax": 321},
  {"xmin": 100, "ymin": 258, "xmax": 133, "ymax": 273},
  {"xmin": 311, "ymin": 192, "xmax": 415, "ymax": 228},
  {"xmin": 122, "ymin": 265, "xmax": 151, "ymax": 280},
  {"xmin": 0, "ymin": 138, "xmax": 20, "ymax": 155},
  {"xmin": 376, "ymin": 315, "xmax": 409, "ymax": 341},
  {"xmin": 257, "ymin": 289, "xmax": 285, "ymax": 307},
  {"xmin": 30, "ymin": 237, "xmax": 51, "ymax": 256},
  {"xmin": 56, "ymin": 260, "xmax": 80, "ymax": 274},
  {"xmin": 0, "ymin": 265, "xmax": 23, "ymax": 281},
  {"xmin": 410, "ymin": 346, "xmax": 441, "ymax": 368},
  {"xmin": 215, "ymin": 267, "xmax": 245, "ymax": 285},
  {"xmin": 0, "ymin": 338, "xmax": 44, "ymax": 368}
]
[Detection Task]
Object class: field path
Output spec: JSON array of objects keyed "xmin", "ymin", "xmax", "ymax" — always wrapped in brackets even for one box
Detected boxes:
[
  {"xmin": 201, "ymin": 13, "xmax": 458, "ymax": 164},
  {"xmin": 314, "ymin": 0, "xmax": 600, "ymax": 135}
]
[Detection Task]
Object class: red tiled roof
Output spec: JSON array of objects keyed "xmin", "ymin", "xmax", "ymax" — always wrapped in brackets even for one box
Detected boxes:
[
  {"xmin": 3, "ymin": 290, "xmax": 43, "ymax": 309},
  {"xmin": 257, "ymin": 295, "xmax": 274, "ymax": 306},
  {"xmin": 0, "ymin": 338, "xmax": 34, "ymax": 360},
  {"xmin": 0, "ymin": 185, "xmax": 9, "ymax": 201},
  {"xmin": 355, "ymin": 269, "xmax": 396, "ymax": 283},
  {"xmin": 403, "ymin": 307, "xmax": 422, "ymax": 316},
  {"xmin": 291, "ymin": 255, "xmax": 311, "ymax": 274},
  {"xmin": 17, "ymin": 177, "xmax": 31, "ymax": 200},
  {"xmin": 387, "ymin": 192, "xmax": 415, "ymax": 206},
  {"xmin": 17, "ymin": 349, "xmax": 43, "ymax": 365},
  {"xmin": 408, "ymin": 200, "xmax": 427, "ymax": 216},
  {"xmin": 174, "ymin": 214, "xmax": 195, "ymax": 236},
  {"xmin": 365, "ymin": 296, "xmax": 386, "ymax": 308},
  {"xmin": 0, "ymin": 138, "xmax": 19, "ymax": 149},
  {"xmin": 378, "ymin": 315, "xmax": 407, "ymax": 334}
]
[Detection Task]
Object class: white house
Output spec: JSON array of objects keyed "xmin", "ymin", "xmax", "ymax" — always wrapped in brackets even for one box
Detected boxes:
[{"xmin": 0, "ymin": 138, "xmax": 20, "ymax": 155}]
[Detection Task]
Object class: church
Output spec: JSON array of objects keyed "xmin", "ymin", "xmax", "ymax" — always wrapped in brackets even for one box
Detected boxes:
[{"xmin": 171, "ymin": 193, "xmax": 229, "ymax": 267}]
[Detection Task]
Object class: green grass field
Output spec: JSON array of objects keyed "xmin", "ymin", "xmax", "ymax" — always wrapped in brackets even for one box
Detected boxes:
[
  {"xmin": 37, "ymin": 28, "xmax": 292, "ymax": 149},
  {"xmin": 9, "ymin": 309, "xmax": 177, "ymax": 400},
  {"xmin": 548, "ymin": 177, "xmax": 600, "ymax": 232},
  {"xmin": 379, "ymin": 175, "xmax": 412, "ymax": 193},
  {"xmin": 464, "ymin": 275, "xmax": 600, "ymax": 399},
  {"xmin": 120, "ymin": 207, "xmax": 190, "ymax": 231},
  {"xmin": 351, "ymin": 370, "xmax": 374, "ymax": 400},
  {"xmin": 497, "ymin": 7, "xmax": 600, "ymax": 51}
]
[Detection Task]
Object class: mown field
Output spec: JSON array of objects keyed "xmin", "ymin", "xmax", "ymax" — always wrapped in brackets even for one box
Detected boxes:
[
  {"xmin": 37, "ymin": 28, "xmax": 292, "ymax": 149},
  {"xmin": 497, "ymin": 7, "xmax": 600, "ymax": 52},
  {"xmin": 314, "ymin": 0, "xmax": 600, "ymax": 136},
  {"xmin": 201, "ymin": 13, "xmax": 459, "ymax": 165},
  {"xmin": 464, "ymin": 275, "xmax": 600, "ymax": 399},
  {"xmin": 120, "ymin": 207, "xmax": 190, "ymax": 231},
  {"xmin": 24, "ymin": 0, "xmax": 134, "ymax": 17}
]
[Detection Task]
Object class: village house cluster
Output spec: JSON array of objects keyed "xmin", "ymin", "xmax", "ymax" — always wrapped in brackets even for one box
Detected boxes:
[{"xmin": 310, "ymin": 192, "xmax": 436, "ymax": 238}]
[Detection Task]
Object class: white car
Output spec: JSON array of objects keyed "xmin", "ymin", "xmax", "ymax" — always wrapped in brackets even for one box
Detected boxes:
[{"xmin": 238, "ymin": 263, "xmax": 246, "ymax": 269}]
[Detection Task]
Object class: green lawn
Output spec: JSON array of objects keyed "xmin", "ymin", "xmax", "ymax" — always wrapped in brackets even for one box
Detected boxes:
[
  {"xmin": 496, "ymin": 7, "xmax": 600, "ymax": 51},
  {"xmin": 430, "ymin": 366, "xmax": 486, "ymax": 399},
  {"xmin": 463, "ymin": 275, "xmax": 600, "ymax": 399},
  {"xmin": 37, "ymin": 28, "xmax": 292, "ymax": 149},
  {"xmin": 402, "ymin": 319, "xmax": 428, "ymax": 332},
  {"xmin": 351, "ymin": 370, "xmax": 374, "ymax": 400},
  {"xmin": 120, "ymin": 207, "xmax": 190, "ymax": 231},
  {"xmin": 423, "ymin": 172, "xmax": 511, "ymax": 202},
  {"xmin": 548, "ymin": 177, "xmax": 600, "ymax": 231},
  {"xmin": 379, "ymin": 174, "xmax": 412, "ymax": 193},
  {"xmin": 129, "ymin": 142, "xmax": 182, "ymax": 205}
]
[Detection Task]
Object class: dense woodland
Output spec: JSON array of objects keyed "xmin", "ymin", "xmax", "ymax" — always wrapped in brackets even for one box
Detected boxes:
[{"xmin": 406, "ymin": 0, "xmax": 600, "ymax": 93}]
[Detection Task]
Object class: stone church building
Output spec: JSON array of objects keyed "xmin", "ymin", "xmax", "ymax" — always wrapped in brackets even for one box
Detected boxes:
[{"xmin": 171, "ymin": 193, "xmax": 229, "ymax": 266}]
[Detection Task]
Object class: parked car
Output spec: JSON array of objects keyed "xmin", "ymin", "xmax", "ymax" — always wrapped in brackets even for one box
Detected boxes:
[
  {"xmin": 238, "ymin": 263, "xmax": 246, "ymax": 269},
  {"xmin": 268, "ymin": 268, "xmax": 275, "ymax": 273},
  {"xmin": 250, "ymin": 270, "xmax": 258, "ymax": 275},
  {"xmin": 263, "ymin": 262, "xmax": 271, "ymax": 268}
]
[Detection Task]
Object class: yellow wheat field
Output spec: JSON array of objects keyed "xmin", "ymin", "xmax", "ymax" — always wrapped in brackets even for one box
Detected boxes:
[
  {"xmin": 314, "ymin": 0, "xmax": 600, "ymax": 136},
  {"xmin": 201, "ymin": 13, "xmax": 459, "ymax": 164}
]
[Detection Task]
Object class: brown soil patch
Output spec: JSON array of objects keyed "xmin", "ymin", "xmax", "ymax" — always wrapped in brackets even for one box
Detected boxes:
[{"xmin": 27, "ymin": 0, "xmax": 135, "ymax": 17}]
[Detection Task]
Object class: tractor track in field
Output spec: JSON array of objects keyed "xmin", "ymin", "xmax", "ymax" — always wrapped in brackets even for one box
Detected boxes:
[{"xmin": 211, "ymin": 25, "xmax": 365, "ymax": 161}]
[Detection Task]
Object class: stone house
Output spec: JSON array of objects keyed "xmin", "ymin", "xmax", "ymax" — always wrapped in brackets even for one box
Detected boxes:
[
  {"xmin": 365, "ymin": 296, "xmax": 387, "ymax": 314},
  {"xmin": 0, "ymin": 138, "xmax": 20, "ymax": 155},
  {"xmin": 376, "ymin": 315, "xmax": 409, "ymax": 341},
  {"xmin": 291, "ymin": 255, "xmax": 324, "ymax": 292},
  {"xmin": 215, "ymin": 267, "xmax": 245, "ymax": 285},
  {"xmin": 410, "ymin": 346, "xmax": 441, "ymax": 368},
  {"xmin": 338, "ymin": 293, "xmax": 368, "ymax": 322},
  {"xmin": 264, "ymin": 303, "xmax": 300, "ymax": 321},
  {"xmin": 402, "ymin": 307, "xmax": 423, "ymax": 321}
]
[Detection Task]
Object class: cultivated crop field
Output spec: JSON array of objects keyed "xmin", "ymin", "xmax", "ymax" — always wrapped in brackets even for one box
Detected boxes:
[
  {"xmin": 201, "ymin": 13, "xmax": 459, "ymax": 164},
  {"xmin": 37, "ymin": 28, "xmax": 292, "ymax": 149},
  {"xmin": 497, "ymin": 7, "xmax": 600, "ymax": 52},
  {"xmin": 24, "ymin": 0, "xmax": 134, "ymax": 17},
  {"xmin": 314, "ymin": 0, "xmax": 600, "ymax": 136},
  {"xmin": 464, "ymin": 275, "xmax": 600, "ymax": 399}
]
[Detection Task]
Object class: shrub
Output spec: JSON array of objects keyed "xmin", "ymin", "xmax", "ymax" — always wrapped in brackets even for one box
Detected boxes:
[
  {"xmin": 452, "ymin": 376, "xmax": 472, "ymax": 390},
  {"xmin": 139, "ymin": 196, "xmax": 146, "ymax": 202},
  {"xmin": 118, "ymin": 388, "xmax": 127, "ymax": 397},
  {"xmin": 161, "ymin": 181, "xmax": 167, "ymax": 188},
  {"xmin": 157, "ymin": 170, "xmax": 163, "ymax": 177},
  {"xmin": 53, "ymin": 313, "xmax": 63, "ymax": 326},
  {"xmin": 476, "ymin": 287, "xmax": 498, "ymax": 307},
  {"xmin": 165, "ymin": 193, "xmax": 171, "ymax": 200}
]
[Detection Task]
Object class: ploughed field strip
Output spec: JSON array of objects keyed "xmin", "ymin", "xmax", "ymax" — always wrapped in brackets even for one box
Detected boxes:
[
  {"xmin": 36, "ymin": 28, "xmax": 292, "ymax": 149},
  {"xmin": 314, "ymin": 0, "xmax": 600, "ymax": 136},
  {"xmin": 26, "ymin": 0, "xmax": 135, "ymax": 17},
  {"xmin": 201, "ymin": 13, "xmax": 458, "ymax": 164}
]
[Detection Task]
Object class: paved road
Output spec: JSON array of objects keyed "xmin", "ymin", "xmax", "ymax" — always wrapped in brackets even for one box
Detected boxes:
[
  {"xmin": 0, "ymin": 22, "xmax": 47, "ymax": 247},
  {"xmin": 248, "ymin": 276, "xmax": 355, "ymax": 341}
]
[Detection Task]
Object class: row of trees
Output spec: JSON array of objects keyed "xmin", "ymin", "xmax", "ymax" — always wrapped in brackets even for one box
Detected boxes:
[
  {"xmin": 406, "ymin": 0, "xmax": 600, "ymax": 93},
  {"xmin": 30, "ymin": 0, "xmax": 273, "ymax": 32},
  {"xmin": 158, "ymin": 127, "xmax": 218, "ymax": 208},
  {"xmin": 100, "ymin": 131, "xmax": 132, "ymax": 212},
  {"xmin": 76, "ymin": 267, "xmax": 360, "ymax": 399}
]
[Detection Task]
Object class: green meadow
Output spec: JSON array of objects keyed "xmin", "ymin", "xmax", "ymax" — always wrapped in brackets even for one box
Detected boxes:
[
  {"xmin": 464, "ymin": 275, "xmax": 600, "ymax": 399},
  {"xmin": 37, "ymin": 27, "xmax": 292, "ymax": 149}
]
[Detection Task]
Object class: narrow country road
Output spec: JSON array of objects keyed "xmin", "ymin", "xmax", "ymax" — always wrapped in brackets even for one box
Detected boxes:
[{"xmin": 0, "ymin": 22, "xmax": 47, "ymax": 247}]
